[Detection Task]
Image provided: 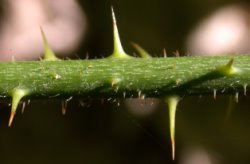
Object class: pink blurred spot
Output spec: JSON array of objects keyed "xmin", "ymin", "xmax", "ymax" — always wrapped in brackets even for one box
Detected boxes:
[
  {"xmin": 186, "ymin": 5, "xmax": 250, "ymax": 55},
  {"xmin": 0, "ymin": 0, "xmax": 86, "ymax": 61}
]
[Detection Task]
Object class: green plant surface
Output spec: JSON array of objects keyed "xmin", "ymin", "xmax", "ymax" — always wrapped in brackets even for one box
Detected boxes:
[
  {"xmin": 0, "ymin": 56, "xmax": 248, "ymax": 99},
  {"xmin": 1, "ymin": 7, "xmax": 249, "ymax": 161},
  {"xmin": 1, "ymin": 54, "xmax": 247, "ymax": 158}
]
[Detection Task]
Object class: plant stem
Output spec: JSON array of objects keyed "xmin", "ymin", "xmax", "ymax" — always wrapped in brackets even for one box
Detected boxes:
[{"xmin": 0, "ymin": 55, "xmax": 248, "ymax": 99}]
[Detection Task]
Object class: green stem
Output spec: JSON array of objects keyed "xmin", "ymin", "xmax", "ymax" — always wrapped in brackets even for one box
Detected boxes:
[{"xmin": 0, "ymin": 55, "xmax": 248, "ymax": 99}]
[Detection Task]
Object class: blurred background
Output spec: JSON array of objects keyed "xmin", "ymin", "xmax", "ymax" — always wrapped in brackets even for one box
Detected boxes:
[{"xmin": 0, "ymin": 0, "xmax": 250, "ymax": 163}]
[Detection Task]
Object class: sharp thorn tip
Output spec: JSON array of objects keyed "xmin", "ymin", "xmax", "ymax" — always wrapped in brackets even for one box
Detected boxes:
[{"xmin": 8, "ymin": 112, "xmax": 15, "ymax": 127}]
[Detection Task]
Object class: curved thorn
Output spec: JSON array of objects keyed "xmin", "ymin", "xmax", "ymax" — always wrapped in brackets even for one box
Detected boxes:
[
  {"xmin": 9, "ymin": 89, "xmax": 29, "ymax": 127},
  {"xmin": 165, "ymin": 96, "xmax": 180, "ymax": 160},
  {"xmin": 131, "ymin": 42, "xmax": 152, "ymax": 58},
  {"xmin": 40, "ymin": 27, "xmax": 59, "ymax": 61},
  {"xmin": 110, "ymin": 7, "xmax": 131, "ymax": 58}
]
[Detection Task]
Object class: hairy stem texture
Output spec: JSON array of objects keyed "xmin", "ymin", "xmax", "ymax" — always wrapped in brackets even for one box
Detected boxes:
[{"xmin": 0, "ymin": 55, "xmax": 248, "ymax": 99}]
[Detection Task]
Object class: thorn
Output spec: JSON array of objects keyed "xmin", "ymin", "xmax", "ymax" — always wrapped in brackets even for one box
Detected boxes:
[
  {"xmin": 61, "ymin": 101, "xmax": 67, "ymax": 115},
  {"xmin": 111, "ymin": 81, "xmax": 116, "ymax": 87},
  {"xmin": 66, "ymin": 96, "xmax": 73, "ymax": 102},
  {"xmin": 163, "ymin": 48, "xmax": 167, "ymax": 58},
  {"xmin": 114, "ymin": 86, "xmax": 119, "ymax": 93},
  {"xmin": 21, "ymin": 102, "xmax": 26, "ymax": 114},
  {"xmin": 40, "ymin": 27, "xmax": 59, "ymax": 61},
  {"xmin": 138, "ymin": 90, "xmax": 141, "ymax": 99},
  {"xmin": 9, "ymin": 88, "xmax": 29, "ymax": 127},
  {"xmin": 52, "ymin": 73, "xmax": 62, "ymax": 80},
  {"xmin": 235, "ymin": 92, "xmax": 239, "ymax": 103},
  {"xmin": 117, "ymin": 100, "xmax": 120, "ymax": 107},
  {"xmin": 216, "ymin": 58, "xmax": 240, "ymax": 76},
  {"xmin": 110, "ymin": 7, "xmax": 131, "ymax": 58},
  {"xmin": 85, "ymin": 52, "xmax": 89, "ymax": 59},
  {"xmin": 131, "ymin": 42, "xmax": 152, "ymax": 58},
  {"xmin": 176, "ymin": 79, "xmax": 181, "ymax": 85},
  {"xmin": 27, "ymin": 99, "xmax": 31, "ymax": 105},
  {"xmin": 244, "ymin": 84, "xmax": 247, "ymax": 96},
  {"xmin": 111, "ymin": 78, "xmax": 121, "ymax": 87},
  {"xmin": 9, "ymin": 112, "xmax": 15, "ymax": 127},
  {"xmin": 141, "ymin": 94, "xmax": 145, "ymax": 100},
  {"xmin": 226, "ymin": 58, "xmax": 234, "ymax": 67},
  {"xmin": 173, "ymin": 50, "xmax": 180, "ymax": 57},
  {"xmin": 165, "ymin": 96, "xmax": 180, "ymax": 160},
  {"xmin": 213, "ymin": 89, "xmax": 217, "ymax": 100},
  {"xmin": 61, "ymin": 96, "xmax": 73, "ymax": 115}
]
